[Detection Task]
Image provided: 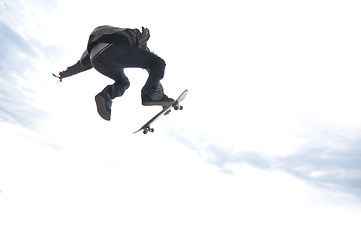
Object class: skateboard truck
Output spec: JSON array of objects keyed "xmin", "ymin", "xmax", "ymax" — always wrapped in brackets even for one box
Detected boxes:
[
  {"xmin": 142, "ymin": 126, "xmax": 155, "ymax": 134},
  {"xmin": 173, "ymin": 102, "xmax": 183, "ymax": 111}
]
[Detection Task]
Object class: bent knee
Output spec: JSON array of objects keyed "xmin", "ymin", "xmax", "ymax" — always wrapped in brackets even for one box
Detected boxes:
[
  {"xmin": 158, "ymin": 57, "xmax": 166, "ymax": 68},
  {"xmin": 149, "ymin": 57, "xmax": 166, "ymax": 77},
  {"xmin": 151, "ymin": 56, "xmax": 166, "ymax": 69},
  {"xmin": 122, "ymin": 79, "xmax": 130, "ymax": 90}
]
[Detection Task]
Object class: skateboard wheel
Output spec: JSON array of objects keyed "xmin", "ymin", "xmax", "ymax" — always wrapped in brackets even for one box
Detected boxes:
[
  {"xmin": 150, "ymin": 128, "xmax": 154, "ymax": 132},
  {"xmin": 174, "ymin": 105, "xmax": 179, "ymax": 110},
  {"xmin": 143, "ymin": 126, "xmax": 150, "ymax": 134},
  {"xmin": 179, "ymin": 105, "xmax": 183, "ymax": 110}
]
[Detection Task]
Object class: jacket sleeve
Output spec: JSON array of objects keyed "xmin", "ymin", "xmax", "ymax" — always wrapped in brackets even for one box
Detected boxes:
[
  {"xmin": 61, "ymin": 50, "xmax": 93, "ymax": 78},
  {"xmin": 138, "ymin": 27, "xmax": 151, "ymax": 52}
]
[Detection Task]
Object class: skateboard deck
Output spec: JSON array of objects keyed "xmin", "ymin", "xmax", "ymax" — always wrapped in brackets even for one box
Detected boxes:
[{"xmin": 133, "ymin": 89, "xmax": 188, "ymax": 134}]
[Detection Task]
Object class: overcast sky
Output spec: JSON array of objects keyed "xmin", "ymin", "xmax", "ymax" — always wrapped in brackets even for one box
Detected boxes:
[{"xmin": 1, "ymin": 0, "xmax": 361, "ymax": 239}]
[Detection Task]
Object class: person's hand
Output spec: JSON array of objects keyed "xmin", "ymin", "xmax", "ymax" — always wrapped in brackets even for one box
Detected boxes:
[{"xmin": 52, "ymin": 72, "xmax": 64, "ymax": 82}]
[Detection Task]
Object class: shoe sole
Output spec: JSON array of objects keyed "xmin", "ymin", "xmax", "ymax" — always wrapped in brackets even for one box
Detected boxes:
[
  {"xmin": 95, "ymin": 95, "xmax": 110, "ymax": 121},
  {"xmin": 142, "ymin": 100, "xmax": 175, "ymax": 107}
]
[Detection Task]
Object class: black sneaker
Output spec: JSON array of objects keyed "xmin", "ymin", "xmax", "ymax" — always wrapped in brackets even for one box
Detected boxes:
[
  {"xmin": 95, "ymin": 92, "xmax": 112, "ymax": 121},
  {"xmin": 141, "ymin": 89, "xmax": 174, "ymax": 106}
]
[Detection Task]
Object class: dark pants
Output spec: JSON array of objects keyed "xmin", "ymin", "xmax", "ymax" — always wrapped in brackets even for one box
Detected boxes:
[{"xmin": 91, "ymin": 43, "xmax": 166, "ymax": 99}]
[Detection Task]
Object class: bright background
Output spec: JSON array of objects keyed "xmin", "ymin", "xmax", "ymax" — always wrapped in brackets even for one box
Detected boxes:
[{"xmin": 1, "ymin": 0, "xmax": 361, "ymax": 239}]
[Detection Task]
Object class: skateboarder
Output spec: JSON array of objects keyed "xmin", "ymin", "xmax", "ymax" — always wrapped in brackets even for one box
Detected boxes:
[{"xmin": 55, "ymin": 25, "xmax": 174, "ymax": 121}]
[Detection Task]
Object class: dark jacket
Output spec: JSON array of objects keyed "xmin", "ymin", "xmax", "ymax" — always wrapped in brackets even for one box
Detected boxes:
[{"xmin": 61, "ymin": 26, "xmax": 150, "ymax": 78}]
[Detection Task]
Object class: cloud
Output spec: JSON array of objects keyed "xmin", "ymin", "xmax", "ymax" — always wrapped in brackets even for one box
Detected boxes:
[
  {"xmin": 0, "ymin": 1, "xmax": 66, "ymax": 130},
  {"xmin": 0, "ymin": 22, "xmax": 37, "ymax": 77},
  {"xmin": 174, "ymin": 129, "xmax": 361, "ymax": 201},
  {"xmin": 0, "ymin": 22, "xmax": 48, "ymax": 129},
  {"xmin": 279, "ymin": 141, "xmax": 361, "ymax": 197}
]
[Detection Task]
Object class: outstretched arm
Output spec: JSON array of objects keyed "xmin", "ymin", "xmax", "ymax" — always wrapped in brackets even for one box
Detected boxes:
[{"xmin": 53, "ymin": 50, "xmax": 93, "ymax": 82}]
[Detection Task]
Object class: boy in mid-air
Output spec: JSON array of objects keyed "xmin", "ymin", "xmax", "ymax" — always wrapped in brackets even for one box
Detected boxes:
[{"xmin": 55, "ymin": 25, "xmax": 174, "ymax": 121}]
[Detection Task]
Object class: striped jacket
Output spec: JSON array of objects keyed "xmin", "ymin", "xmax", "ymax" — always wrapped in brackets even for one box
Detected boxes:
[{"xmin": 61, "ymin": 26, "xmax": 150, "ymax": 78}]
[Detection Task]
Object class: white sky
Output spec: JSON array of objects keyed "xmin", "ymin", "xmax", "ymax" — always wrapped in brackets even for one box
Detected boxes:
[{"xmin": 1, "ymin": 0, "xmax": 361, "ymax": 239}]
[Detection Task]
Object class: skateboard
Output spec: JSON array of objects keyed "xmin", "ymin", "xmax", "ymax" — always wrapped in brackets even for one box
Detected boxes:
[{"xmin": 133, "ymin": 89, "xmax": 188, "ymax": 134}]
